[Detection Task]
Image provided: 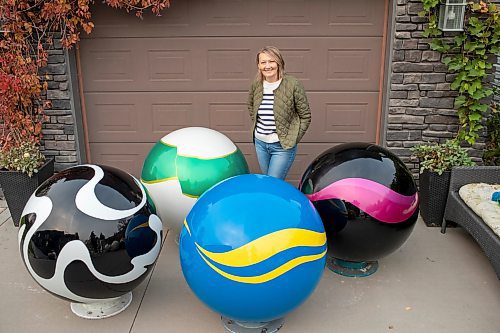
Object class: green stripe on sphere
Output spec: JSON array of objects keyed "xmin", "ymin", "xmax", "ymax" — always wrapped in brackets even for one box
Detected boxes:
[
  {"xmin": 177, "ymin": 150, "xmax": 249, "ymax": 197},
  {"xmin": 141, "ymin": 142, "xmax": 178, "ymax": 182},
  {"xmin": 136, "ymin": 181, "xmax": 157, "ymax": 214}
]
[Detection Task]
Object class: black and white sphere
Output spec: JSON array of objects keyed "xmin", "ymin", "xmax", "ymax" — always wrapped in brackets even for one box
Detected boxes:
[{"xmin": 18, "ymin": 164, "xmax": 162, "ymax": 303}]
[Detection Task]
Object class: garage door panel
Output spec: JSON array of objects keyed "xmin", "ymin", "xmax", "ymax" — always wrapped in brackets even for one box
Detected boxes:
[
  {"xmin": 80, "ymin": 38, "xmax": 252, "ymax": 91},
  {"xmin": 148, "ymin": 49, "xmax": 193, "ymax": 81},
  {"xmin": 327, "ymin": 48, "xmax": 377, "ymax": 80},
  {"xmin": 266, "ymin": 0, "xmax": 313, "ymax": 25},
  {"xmin": 86, "ymin": 99, "xmax": 147, "ymax": 140},
  {"xmin": 84, "ymin": 93, "xmax": 379, "ymax": 143},
  {"xmin": 84, "ymin": 49, "xmax": 138, "ymax": 83},
  {"xmin": 207, "ymin": 49, "xmax": 252, "ymax": 81},
  {"xmin": 279, "ymin": 48, "xmax": 312, "ymax": 80},
  {"xmin": 80, "ymin": 38, "xmax": 381, "ymax": 92},
  {"xmin": 86, "ymin": 91, "xmax": 377, "ymax": 143},
  {"xmin": 151, "ymin": 102, "xmax": 198, "ymax": 134},
  {"xmin": 195, "ymin": 0, "xmax": 252, "ymax": 27},
  {"xmin": 86, "ymin": 93, "xmax": 200, "ymax": 143},
  {"xmin": 305, "ymin": 92, "xmax": 379, "ymax": 142},
  {"xmin": 207, "ymin": 101, "xmax": 252, "ymax": 142},
  {"xmin": 90, "ymin": 143, "xmax": 152, "ymax": 177},
  {"xmin": 329, "ymin": 0, "xmax": 383, "ymax": 26},
  {"xmin": 85, "ymin": 92, "xmax": 251, "ymax": 142},
  {"xmin": 87, "ymin": 0, "xmax": 384, "ymax": 38}
]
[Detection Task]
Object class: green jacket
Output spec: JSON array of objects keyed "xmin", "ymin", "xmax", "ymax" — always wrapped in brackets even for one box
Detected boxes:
[{"xmin": 247, "ymin": 74, "xmax": 311, "ymax": 149}]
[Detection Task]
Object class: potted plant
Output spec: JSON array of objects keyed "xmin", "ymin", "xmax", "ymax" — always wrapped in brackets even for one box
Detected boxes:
[
  {"xmin": 0, "ymin": 141, "xmax": 54, "ymax": 227},
  {"xmin": 411, "ymin": 139, "xmax": 475, "ymax": 227}
]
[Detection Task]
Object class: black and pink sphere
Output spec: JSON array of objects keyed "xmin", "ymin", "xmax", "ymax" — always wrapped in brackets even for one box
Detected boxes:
[
  {"xmin": 18, "ymin": 164, "xmax": 162, "ymax": 303},
  {"xmin": 299, "ymin": 143, "xmax": 419, "ymax": 262}
]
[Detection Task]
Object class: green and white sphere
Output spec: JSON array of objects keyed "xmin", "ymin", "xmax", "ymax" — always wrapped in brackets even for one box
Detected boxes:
[{"xmin": 140, "ymin": 127, "xmax": 249, "ymax": 235}]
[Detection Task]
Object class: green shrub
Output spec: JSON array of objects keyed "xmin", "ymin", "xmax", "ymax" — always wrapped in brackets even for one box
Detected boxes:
[{"xmin": 411, "ymin": 139, "xmax": 475, "ymax": 175}]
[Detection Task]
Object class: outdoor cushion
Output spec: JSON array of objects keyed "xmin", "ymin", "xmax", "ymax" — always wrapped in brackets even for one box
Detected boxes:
[{"xmin": 459, "ymin": 183, "xmax": 500, "ymax": 237}]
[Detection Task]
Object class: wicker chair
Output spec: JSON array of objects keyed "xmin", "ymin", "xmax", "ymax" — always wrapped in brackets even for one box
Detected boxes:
[{"xmin": 441, "ymin": 166, "xmax": 500, "ymax": 279}]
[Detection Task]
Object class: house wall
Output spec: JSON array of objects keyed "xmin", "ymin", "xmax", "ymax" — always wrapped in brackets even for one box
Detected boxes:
[
  {"xmin": 40, "ymin": 33, "xmax": 79, "ymax": 172},
  {"xmin": 39, "ymin": 1, "xmax": 498, "ymax": 176},
  {"xmin": 386, "ymin": 0, "xmax": 500, "ymax": 178}
]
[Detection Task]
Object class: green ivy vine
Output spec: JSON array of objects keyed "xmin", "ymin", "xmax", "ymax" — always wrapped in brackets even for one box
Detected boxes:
[
  {"xmin": 483, "ymin": 94, "xmax": 500, "ymax": 165},
  {"xmin": 420, "ymin": 0, "xmax": 500, "ymax": 144}
]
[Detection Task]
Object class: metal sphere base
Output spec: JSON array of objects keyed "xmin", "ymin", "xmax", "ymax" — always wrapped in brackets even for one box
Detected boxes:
[
  {"xmin": 222, "ymin": 316, "xmax": 284, "ymax": 333},
  {"xmin": 70, "ymin": 292, "xmax": 133, "ymax": 319},
  {"xmin": 327, "ymin": 257, "xmax": 378, "ymax": 277}
]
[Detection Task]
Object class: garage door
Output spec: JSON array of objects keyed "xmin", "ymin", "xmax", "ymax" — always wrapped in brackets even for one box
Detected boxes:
[{"xmin": 79, "ymin": 0, "xmax": 387, "ymax": 185}]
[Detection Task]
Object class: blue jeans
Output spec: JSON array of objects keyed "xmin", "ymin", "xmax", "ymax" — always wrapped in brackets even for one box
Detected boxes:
[{"xmin": 254, "ymin": 138, "xmax": 297, "ymax": 180}]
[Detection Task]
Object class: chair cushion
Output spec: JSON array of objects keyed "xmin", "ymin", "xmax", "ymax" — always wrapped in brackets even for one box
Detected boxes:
[{"xmin": 459, "ymin": 183, "xmax": 500, "ymax": 237}]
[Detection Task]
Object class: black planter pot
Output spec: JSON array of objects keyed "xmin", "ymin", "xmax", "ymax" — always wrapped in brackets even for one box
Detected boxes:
[
  {"xmin": 0, "ymin": 158, "xmax": 54, "ymax": 226},
  {"xmin": 418, "ymin": 170, "xmax": 451, "ymax": 227}
]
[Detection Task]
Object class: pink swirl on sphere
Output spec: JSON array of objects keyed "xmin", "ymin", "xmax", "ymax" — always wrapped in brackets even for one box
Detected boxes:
[{"xmin": 305, "ymin": 178, "xmax": 418, "ymax": 223}]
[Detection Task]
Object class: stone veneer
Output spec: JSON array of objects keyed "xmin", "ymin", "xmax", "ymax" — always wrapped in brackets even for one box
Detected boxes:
[
  {"xmin": 38, "ymin": 1, "xmax": 499, "ymax": 176},
  {"xmin": 39, "ymin": 33, "xmax": 79, "ymax": 172},
  {"xmin": 388, "ymin": 0, "xmax": 499, "ymax": 178}
]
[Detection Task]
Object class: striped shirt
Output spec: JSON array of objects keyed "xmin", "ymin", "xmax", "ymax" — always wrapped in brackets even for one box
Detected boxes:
[{"xmin": 255, "ymin": 79, "xmax": 281, "ymax": 143}]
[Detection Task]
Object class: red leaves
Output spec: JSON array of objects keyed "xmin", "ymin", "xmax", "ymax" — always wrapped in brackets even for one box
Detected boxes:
[
  {"xmin": 0, "ymin": 0, "xmax": 170, "ymax": 153},
  {"xmin": 0, "ymin": 15, "xmax": 47, "ymax": 149},
  {"xmin": 103, "ymin": 0, "xmax": 171, "ymax": 15}
]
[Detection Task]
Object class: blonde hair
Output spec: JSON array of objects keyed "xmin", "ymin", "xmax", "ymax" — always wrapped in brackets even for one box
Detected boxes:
[{"xmin": 255, "ymin": 46, "xmax": 285, "ymax": 82}]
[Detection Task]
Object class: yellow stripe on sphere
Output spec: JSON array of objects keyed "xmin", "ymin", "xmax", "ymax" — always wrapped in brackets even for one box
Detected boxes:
[
  {"xmin": 194, "ymin": 228, "xmax": 326, "ymax": 267},
  {"xmin": 197, "ymin": 248, "xmax": 327, "ymax": 284}
]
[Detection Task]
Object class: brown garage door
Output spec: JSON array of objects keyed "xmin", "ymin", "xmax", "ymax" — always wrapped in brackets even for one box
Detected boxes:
[{"xmin": 79, "ymin": 0, "xmax": 387, "ymax": 185}]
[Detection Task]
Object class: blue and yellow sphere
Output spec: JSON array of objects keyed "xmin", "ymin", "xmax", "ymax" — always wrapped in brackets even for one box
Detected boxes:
[
  {"xmin": 140, "ymin": 127, "xmax": 249, "ymax": 235},
  {"xmin": 179, "ymin": 174, "xmax": 327, "ymax": 322}
]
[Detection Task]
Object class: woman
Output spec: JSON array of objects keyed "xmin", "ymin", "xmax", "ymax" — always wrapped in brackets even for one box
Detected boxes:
[{"xmin": 247, "ymin": 46, "xmax": 311, "ymax": 180}]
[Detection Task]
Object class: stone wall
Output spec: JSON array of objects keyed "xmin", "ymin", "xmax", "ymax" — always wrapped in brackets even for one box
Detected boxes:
[
  {"xmin": 386, "ymin": 0, "xmax": 494, "ymax": 177},
  {"xmin": 40, "ymin": 33, "xmax": 79, "ymax": 172}
]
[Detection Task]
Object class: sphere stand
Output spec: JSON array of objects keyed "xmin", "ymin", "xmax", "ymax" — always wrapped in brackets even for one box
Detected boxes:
[
  {"xmin": 70, "ymin": 292, "xmax": 133, "ymax": 319},
  {"xmin": 222, "ymin": 316, "xmax": 284, "ymax": 333},
  {"xmin": 327, "ymin": 256, "xmax": 378, "ymax": 277}
]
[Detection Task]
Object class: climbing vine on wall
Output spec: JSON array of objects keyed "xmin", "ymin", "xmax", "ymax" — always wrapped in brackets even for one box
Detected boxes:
[{"xmin": 420, "ymin": 0, "xmax": 500, "ymax": 144}]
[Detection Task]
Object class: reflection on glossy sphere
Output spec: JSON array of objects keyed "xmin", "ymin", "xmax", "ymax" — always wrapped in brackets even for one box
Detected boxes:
[
  {"xmin": 141, "ymin": 127, "xmax": 249, "ymax": 236},
  {"xmin": 299, "ymin": 142, "xmax": 419, "ymax": 264},
  {"xmin": 18, "ymin": 164, "xmax": 162, "ymax": 303},
  {"xmin": 180, "ymin": 174, "xmax": 326, "ymax": 323}
]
